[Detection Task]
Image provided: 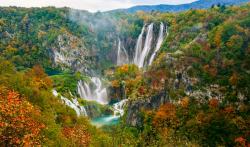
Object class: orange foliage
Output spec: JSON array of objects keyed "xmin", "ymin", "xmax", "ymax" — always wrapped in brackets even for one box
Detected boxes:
[
  {"xmin": 111, "ymin": 80, "xmax": 119, "ymax": 88},
  {"xmin": 0, "ymin": 87, "xmax": 45, "ymax": 146},
  {"xmin": 229, "ymin": 72, "xmax": 238, "ymax": 86},
  {"xmin": 118, "ymin": 64, "xmax": 129, "ymax": 73},
  {"xmin": 146, "ymin": 69, "xmax": 168, "ymax": 90},
  {"xmin": 223, "ymin": 106, "xmax": 235, "ymax": 114},
  {"xmin": 180, "ymin": 97, "xmax": 190, "ymax": 108},
  {"xmin": 203, "ymin": 64, "xmax": 217, "ymax": 77},
  {"xmin": 209, "ymin": 98, "xmax": 219, "ymax": 108},
  {"xmin": 214, "ymin": 26, "xmax": 223, "ymax": 48},
  {"xmin": 153, "ymin": 103, "xmax": 178, "ymax": 130},
  {"xmin": 25, "ymin": 65, "xmax": 53, "ymax": 90},
  {"xmin": 235, "ymin": 137, "xmax": 247, "ymax": 147},
  {"xmin": 62, "ymin": 125, "xmax": 91, "ymax": 146}
]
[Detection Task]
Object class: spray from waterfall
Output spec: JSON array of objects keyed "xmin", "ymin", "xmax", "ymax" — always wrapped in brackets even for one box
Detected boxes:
[
  {"xmin": 134, "ymin": 23, "xmax": 154, "ymax": 68},
  {"xmin": 77, "ymin": 77, "xmax": 109, "ymax": 105},
  {"xmin": 149, "ymin": 22, "xmax": 165, "ymax": 65},
  {"xmin": 117, "ymin": 38, "xmax": 129, "ymax": 66}
]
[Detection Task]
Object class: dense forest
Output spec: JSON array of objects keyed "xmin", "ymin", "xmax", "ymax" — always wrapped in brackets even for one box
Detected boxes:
[{"xmin": 0, "ymin": 2, "xmax": 250, "ymax": 147}]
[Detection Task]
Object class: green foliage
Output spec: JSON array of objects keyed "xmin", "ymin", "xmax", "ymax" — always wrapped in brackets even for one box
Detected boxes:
[{"xmin": 51, "ymin": 71, "xmax": 88, "ymax": 96}]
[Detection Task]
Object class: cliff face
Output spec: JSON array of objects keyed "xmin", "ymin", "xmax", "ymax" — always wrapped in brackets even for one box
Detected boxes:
[
  {"xmin": 50, "ymin": 33, "xmax": 93, "ymax": 73},
  {"xmin": 126, "ymin": 92, "xmax": 168, "ymax": 126}
]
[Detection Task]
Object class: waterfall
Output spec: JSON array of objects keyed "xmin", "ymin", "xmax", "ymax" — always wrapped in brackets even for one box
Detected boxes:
[
  {"xmin": 134, "ymin": 23, "xmax": 154, "ymax": 68},
  {"xmin": 165, "ymin": 24, "xmax": 169, "ymax": 36},
  {"xmin": 52, "ymin": 90, "xmax": 88, "ymax": 116},
  {"xmin": 77, "ymin": 77, "xmax": 109, "ymax": 105},
  {"xmin": 134, "ymin": 25, "xmax": 145, "ymax": 67},
  {"xmin": 149, "ymin": 22, "xmax": 165, "ymax": 66},
  {"xmin": 117, "ymin": 38, "xmax": 129, "ymax": 66},
  {"xmin": 113, "ymin": 99, "xmax": 128, "ymax": 116}
]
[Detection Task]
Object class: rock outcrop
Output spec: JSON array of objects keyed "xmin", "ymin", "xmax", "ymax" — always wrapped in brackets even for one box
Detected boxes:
[{"xmin": 126, "ymin": 92, "xmax": 168, "ymax": 127}]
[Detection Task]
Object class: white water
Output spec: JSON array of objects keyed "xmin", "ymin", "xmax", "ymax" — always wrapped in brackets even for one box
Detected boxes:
[
  {"xmin": 134, "ymin": 23, "xmax": 154, "ymax": 68},
  {"xmin": 117, "ymin": 38, "xmax": 129, "ymax": 66},
  {"xmin": 133, "ymin": 25, "xmax": 145, "ymax": 67},
  {"xmin": 149, "ymin": 22, "xmax": 165, "ymax": 66},
  {"xmin": 91, "ymin": 99, "xmax": 128, "ymax": 127},
  {"xmin": 165, "ymin": 24, "xmax": 169, "ymax": 36},
  {"xmin": 113, "ymin": 99, "xmax": 128, "ymax": 116},
  {"xmin": 77, "ymin": 77, "xmax": 109, "ymax": 105},
  {"xmin": 52, "ymin": 90, "xmax": 87, "ymax": 116}
]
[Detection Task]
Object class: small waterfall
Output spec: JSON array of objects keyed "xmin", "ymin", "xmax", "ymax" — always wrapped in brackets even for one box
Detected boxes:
[
  {"xmin": 134, "ymin": 23, "xmax": 154, "ymax": 68},
  {"xmin": 149, "ymin": 22, "xmax": 165, "ymax": 65},
  {"xmin": 117, "ymin": 38, "xmax": 129, "ymax": 66},
  {"xmin": 113, "ymin": 99, "xmax": 128, "ymax": 116},
  {"xmin": 165, "ymin": 24, "xmax": 169, "ymax": 36},
  {"xmin": 52, "ymin": 90, "xmax": 88, "ymax": 116},
  {"xmin": 77, "ymin": 77, "xmax": 109, "ymax": 105}
]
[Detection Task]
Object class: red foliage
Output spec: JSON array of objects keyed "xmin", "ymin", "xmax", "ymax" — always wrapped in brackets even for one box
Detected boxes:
[
  {"xmin": 25, "ymin": 65, "xmax": 53, "ymax": 90},
  {"xmin": 209, "ymin": 98, "xmax": 219, "ymax": 108},
  {"xmin": 223, "ymin": 106, "xmax": 235, "ymax": 114},
  {"xmin": 0, "ymin": 87, "xmax": 45, "ymax": 146},
  {"xmin": 62, "ymin": 125, "xmax": 91, "ymax": 146},
  {"xmin": 235, "ymin": 137, "xmax": 247, "ymax": 147},
  {"xmin": 203, "ymin": 64, "xmax": 218, "ymax": 77},
  {"xmin": 145, "ymin": 69, "xmax": 168, "ymax": 90},
  {"xmin": 153, "ymin": 103, "xmax": 178, "ymax": 129}
]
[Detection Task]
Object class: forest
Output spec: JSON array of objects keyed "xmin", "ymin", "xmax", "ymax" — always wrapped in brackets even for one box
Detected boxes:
[{"xmin": 0, "ymin": 2, "xmax": 250, "ymax": 147}]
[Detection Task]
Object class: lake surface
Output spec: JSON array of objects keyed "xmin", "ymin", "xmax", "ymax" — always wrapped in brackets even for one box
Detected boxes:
[{"xmin": 91, "ymin": 115, "xmax": 119, "ymax": 127}]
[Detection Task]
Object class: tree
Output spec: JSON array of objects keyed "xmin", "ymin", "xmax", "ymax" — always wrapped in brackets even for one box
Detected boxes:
[
  {"xmin": 62, "ymin": 125, "xmax": 91, "ymax": 146},
  {"xmin": 25, "ymin": 65, "xmax": 53, "ymax": 90},
  {"xmin": 0, "ymin": 87, "xmax": 45, "ymax": 146}
]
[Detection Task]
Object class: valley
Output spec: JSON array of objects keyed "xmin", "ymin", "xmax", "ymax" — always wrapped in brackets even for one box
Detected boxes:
[{"xmin": 0, "ymin": 1, "xmax": 250, "ymax": 146}]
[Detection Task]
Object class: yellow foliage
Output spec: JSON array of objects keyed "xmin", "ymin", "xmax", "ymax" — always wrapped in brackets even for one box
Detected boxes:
[{"xmin": 180, "ymin": 97, "xmax": 189, "ymax": 108}]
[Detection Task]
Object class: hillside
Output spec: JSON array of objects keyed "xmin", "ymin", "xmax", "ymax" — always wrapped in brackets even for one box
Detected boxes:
[{"xmin": 112, "ymin": 0, "xmax": 250, "ymax": 13}]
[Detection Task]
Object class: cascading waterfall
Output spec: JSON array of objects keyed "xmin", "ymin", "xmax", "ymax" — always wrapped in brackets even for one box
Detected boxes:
[
  {"xmin": 148, "ymin": 22, "xmax": 165, "ymax": 65},
  {"xmin": 113, "ymin": 99, "xmax": 128, "ymax": 116},
  {"xmin": 134, "ymin": 25, "xmax": 146, "ymax": 67},
  {"xmin": 134, "ymin": 23, "xmax": 154, "ymax": 68},
  {"xmin": 55, "ymin": 22, "xmax": 168, "ymax": 126},
  {"xmin": 52, "ymin": 90, "xmax": 88, "ymax": 116},
  {"xmin": 77, "ymin": 77, "xmax": 109, "ymax": 105},
  {"xmin": 117, "ymin": 38, "xmax": 129, "ymax": 66}
]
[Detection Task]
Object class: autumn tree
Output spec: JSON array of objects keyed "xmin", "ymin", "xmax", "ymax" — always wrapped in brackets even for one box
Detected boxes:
[
  {"xmin": 153, "ymin": 103, "xmax": 179, "ymax": 136},
  {"xmin": 25, "ymin": 64, "xmax": 53, "ymax": 90},
  {"xmin": 0, "ymin": 87, "xmax": 45, "ymax": 146},
  {"xmin": 62, "ymin": 125, "xmax": 91, "ymax": 146}
]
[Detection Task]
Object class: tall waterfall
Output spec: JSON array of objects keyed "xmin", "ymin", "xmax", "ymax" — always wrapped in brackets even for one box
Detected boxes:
[
  {"xmin": 134, "ymin": 23, "xmax": 154, "ymax": 68},
  {"xmin": 117, "ymin": 38, "xmax": 129, "ymax": 66},
  {"xmin": 77, "ymin": 77, "xmax": 109, "ymax": 105},
  {"xmin": 52, "ymin": 90, "xmax": 88, "ymax": 116},
  {"xmin": 134, "ymin": 25, "xmax": 145, "ymax": 67},
  {"xmin": 149, "ymin": 22, "xmax": 165, "ymax": 65}
]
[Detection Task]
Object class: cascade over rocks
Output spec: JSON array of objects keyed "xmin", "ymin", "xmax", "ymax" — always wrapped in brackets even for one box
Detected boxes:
[
  {"xmin": 117, "ymin": 38, "xmax": 129, "ymax": 66},
  {"xmin": 52, "ymin": 90, "xmax": 88, "ymax": 116},
  {"xmin": 77, "ymin": 77, "xmax": 109, "ymax": 105},
  {"xmin": 133, "ymin": 22, "xmax": 167, "ymax": 68}
]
